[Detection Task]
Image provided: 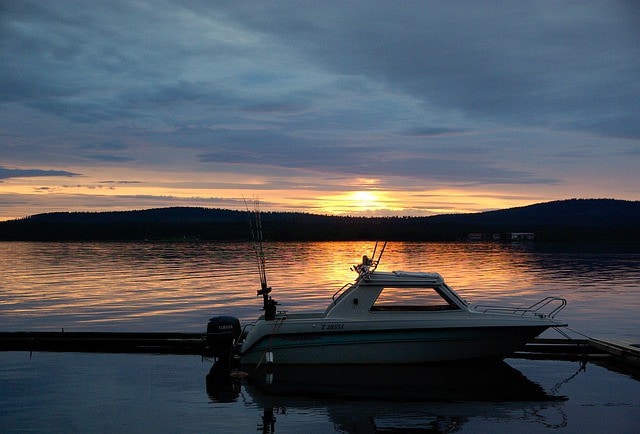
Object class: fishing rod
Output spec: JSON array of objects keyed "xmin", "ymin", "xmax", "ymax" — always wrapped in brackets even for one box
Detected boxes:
[
  {"xmin": 244, "ymin": 197, "xmax": 277, "ymax": 320},
  {"xmin": 372, "ymin": 241, "xmax": 387, "ymax": 271}
]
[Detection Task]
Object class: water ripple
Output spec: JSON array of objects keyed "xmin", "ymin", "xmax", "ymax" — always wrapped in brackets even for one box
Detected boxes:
[{"xmin": 1, "ymin": 241, "xmax": 638, "ymax": 338}]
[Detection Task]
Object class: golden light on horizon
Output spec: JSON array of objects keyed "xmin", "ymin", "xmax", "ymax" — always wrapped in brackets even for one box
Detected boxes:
[
  {"xmin": 316, "ymin": 190, "xmax": 405, "ymax": 215},
  {"xmin": 351, "ymin": 191, "xmax": 379, "ymax": 209},
  {"xmin": 0, "ymin": 164, "xmax": 551, "ymax": 221}
]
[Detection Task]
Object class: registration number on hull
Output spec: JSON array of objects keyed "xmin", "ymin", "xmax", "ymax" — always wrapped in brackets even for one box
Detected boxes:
[{"xmin": 321, "ymin": 323, "xmax": 345, "ymax": 330}]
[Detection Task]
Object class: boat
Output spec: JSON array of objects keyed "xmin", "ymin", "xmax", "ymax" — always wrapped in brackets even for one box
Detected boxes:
[{"xmin": 206, "ymin": 241, "xmax": 567, "ymax": 365}]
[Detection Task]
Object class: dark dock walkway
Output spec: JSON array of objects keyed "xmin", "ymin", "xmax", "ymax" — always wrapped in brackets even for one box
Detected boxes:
[
  {"xmin": 1, "ymin": 332, "xmax": 639, "ymax": 376},
  {"xmin": 0, "ymin": 331, "xmax": 207, "ymax": 355},
  {"xmin": 512, "ymin": 337, "xmax": 640, "ymax": 363}
]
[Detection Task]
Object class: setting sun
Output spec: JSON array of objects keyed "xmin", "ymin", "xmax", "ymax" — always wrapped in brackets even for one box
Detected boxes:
[
  {"xmin": 315, "ymin": 190, "xmax": 404, "ymax": 215},
  {"xmin": 351, "ymin": 191, "xmax": 379, "ymax": 209}
]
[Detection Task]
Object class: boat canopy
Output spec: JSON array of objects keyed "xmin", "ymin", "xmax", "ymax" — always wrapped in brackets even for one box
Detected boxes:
[
  {"xmin": 326, "ymin": 269, "xmax": 467, "ymax": 317},
  {"xmin": 364, "ymin": 270, "xmax": 444, "ymax": 285}
]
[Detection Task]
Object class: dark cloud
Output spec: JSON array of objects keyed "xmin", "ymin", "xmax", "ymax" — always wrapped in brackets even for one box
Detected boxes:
[
  {"xmin": 80, "ymin": 141, "xmax": 129, "ymax": 151},
  {"xmin": 0, "ymin": 166, "xmax": 80, "ymax": 180},
  {"xmin": 217, "ymin": 1, "xmax": 640, "ymax": 139},
  {"xmin": 198, "ymin": 139, "xmax": 558, "ymax": 186},
  {"xmin": 401, "ymin": 127, "xmax": 466, "ymax": 137},
  {"xmin": 81, "ymin": 154, "xmax": 135, "ymax": 162},
  {"xmin": 3, "ymin": 1, "xmax": 638, "ymax": 133}
]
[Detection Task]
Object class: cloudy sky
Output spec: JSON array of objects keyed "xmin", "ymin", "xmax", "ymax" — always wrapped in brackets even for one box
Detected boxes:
[{"xmin": 1, "ymin": 1, "xmax": 639, "ymax": 220}]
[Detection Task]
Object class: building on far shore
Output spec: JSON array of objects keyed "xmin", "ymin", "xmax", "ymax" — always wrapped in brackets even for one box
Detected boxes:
[
  {"xmin": 510, "ymin": 232, "xmax": 535, "ymax": 241},
  {"xmin": 467, "ymin": 232, "xmax": 535, "ymax": 241},
  {"xmin": 467, "ymin": 233, "xmax": 504, "ymax": 241},
  {"xmin": 467, "ymin": 233, "xmax": 484, "ymax": 241}
]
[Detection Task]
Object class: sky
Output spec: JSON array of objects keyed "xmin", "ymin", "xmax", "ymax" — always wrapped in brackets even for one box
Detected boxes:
[{"xmin": 1, "ymin": 1, "xmax": 639, "ymax": 220}]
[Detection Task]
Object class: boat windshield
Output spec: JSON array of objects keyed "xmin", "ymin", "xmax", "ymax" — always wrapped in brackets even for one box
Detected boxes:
[{"xmin": 370, "ymin": 286, "xmax": 461, "ymax": 312}]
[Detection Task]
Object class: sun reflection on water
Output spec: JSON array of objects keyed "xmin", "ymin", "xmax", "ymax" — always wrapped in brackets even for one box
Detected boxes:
[{"xmin": 1, "ymin": 241, "xmax": 638, "ymax": 338}]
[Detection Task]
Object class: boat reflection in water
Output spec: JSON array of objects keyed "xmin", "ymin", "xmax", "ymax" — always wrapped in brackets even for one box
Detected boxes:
[{"xmin": 206, "ymin": 361, "xmax": 566, "ymax": 432}]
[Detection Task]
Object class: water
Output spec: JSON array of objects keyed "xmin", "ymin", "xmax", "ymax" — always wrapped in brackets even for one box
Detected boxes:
[
  {"xmin": 1, "ymin": 241, "xmax": 638, "ymax": 338},
  {"xmin": 1, "ymin": 241, "xmax": 639, "ymax": 432}
]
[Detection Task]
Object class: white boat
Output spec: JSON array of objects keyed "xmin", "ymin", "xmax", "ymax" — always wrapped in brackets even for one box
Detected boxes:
[{"xmin": 207, "ymin": 242, "xmax": 567, "ymax": 365}]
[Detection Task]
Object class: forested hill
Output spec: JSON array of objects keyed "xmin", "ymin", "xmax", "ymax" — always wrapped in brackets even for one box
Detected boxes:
[{"xmin": 0, "ymin": 199, "xmax": 638, "ymax": 242}]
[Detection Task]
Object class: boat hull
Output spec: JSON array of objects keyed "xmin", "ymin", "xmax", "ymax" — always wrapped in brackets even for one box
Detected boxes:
[{"xmin": 239, "ymin": 324, "xmax": 549, "ymax": 365}]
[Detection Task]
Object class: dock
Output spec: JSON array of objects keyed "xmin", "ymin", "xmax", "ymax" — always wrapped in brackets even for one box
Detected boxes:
[
  {"xmin": 1, "ymin": 332, "xmax": 638, "ymax": 376},
  {"xmin": 512, "ymin": 337, "xmax": 640, "ymax": 377},
  {"xmin": 514, "ymin": 337, "xmax": 639, "ymax": 362},
  {"xmin": 0, "ymin": 332, "xmax": 207, "ymax": 355}
]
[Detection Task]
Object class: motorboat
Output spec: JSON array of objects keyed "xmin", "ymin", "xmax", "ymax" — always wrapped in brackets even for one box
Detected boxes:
[{"xmin": 206, "ymin": 241, "xmax": 567, "ymax": 365}]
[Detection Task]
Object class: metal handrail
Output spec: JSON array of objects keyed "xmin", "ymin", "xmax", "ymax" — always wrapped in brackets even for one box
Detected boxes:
[
  {"xmin": 332, "ymin": 282, "xmax": 352, "ymax": 302},
  {"xmin": 474, "ymin": 297, "xmax": 567, "ymax": 318}
]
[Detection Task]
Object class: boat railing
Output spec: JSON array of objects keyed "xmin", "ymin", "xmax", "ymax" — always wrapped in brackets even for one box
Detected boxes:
[
  {"xmin": 473, "ymin": 297, "xmax": 567, "ymax": 318},
  {"xmin": 332, "ymin": 282, "xmax": 353, "ymax": 303}
]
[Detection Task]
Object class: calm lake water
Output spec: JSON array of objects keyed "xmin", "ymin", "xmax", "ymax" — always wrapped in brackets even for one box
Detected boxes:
[{"xmin": 1, "ymin": 241, "xmax": 639, "ymax": 432}]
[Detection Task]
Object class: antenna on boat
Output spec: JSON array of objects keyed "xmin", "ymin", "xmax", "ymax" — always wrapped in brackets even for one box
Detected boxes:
[{"xmin": 244, "ymin": 197, "xmax": 277, "ymax": 320}]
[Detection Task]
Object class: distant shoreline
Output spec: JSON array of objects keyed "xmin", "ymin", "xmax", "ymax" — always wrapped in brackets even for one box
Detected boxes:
[{"xmin": 0, "ymin": 199, "xmax": 638, "ymax": 242}]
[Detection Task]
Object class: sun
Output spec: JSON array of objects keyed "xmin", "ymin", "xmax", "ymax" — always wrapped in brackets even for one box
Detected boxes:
[
  {"xmin": 351, "ymin": 191, "xmax": 379, "ymax": 209},
  {"xmin": 317, "ymin": 189, "xmax": 400, "ymax": 215}
]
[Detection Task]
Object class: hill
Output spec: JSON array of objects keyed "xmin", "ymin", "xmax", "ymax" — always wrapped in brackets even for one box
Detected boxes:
[{"xmin": 0, "ymin": 199, "xmax": 638, "ymax": 242}]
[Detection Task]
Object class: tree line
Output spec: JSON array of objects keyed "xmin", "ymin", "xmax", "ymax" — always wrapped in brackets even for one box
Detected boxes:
[{"xmin": 0, "ymin": 199, "xmax": 638, "ymax": 242}]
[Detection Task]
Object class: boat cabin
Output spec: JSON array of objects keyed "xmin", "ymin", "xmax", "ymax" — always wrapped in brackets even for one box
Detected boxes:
[{"xmin": 325, "ymin": 271, "xmax": 468, "ymax": 318}]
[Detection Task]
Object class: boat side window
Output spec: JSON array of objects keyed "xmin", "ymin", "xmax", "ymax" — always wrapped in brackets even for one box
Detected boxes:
[{"xmin": 370, "ymin": 286, "xmax": 460, "ymax": 312}]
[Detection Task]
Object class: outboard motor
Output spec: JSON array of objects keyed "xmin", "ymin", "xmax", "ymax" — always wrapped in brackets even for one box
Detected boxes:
[{"xmin": 206, "ymin": 316, "xmax": 241, "ymax": 359}]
